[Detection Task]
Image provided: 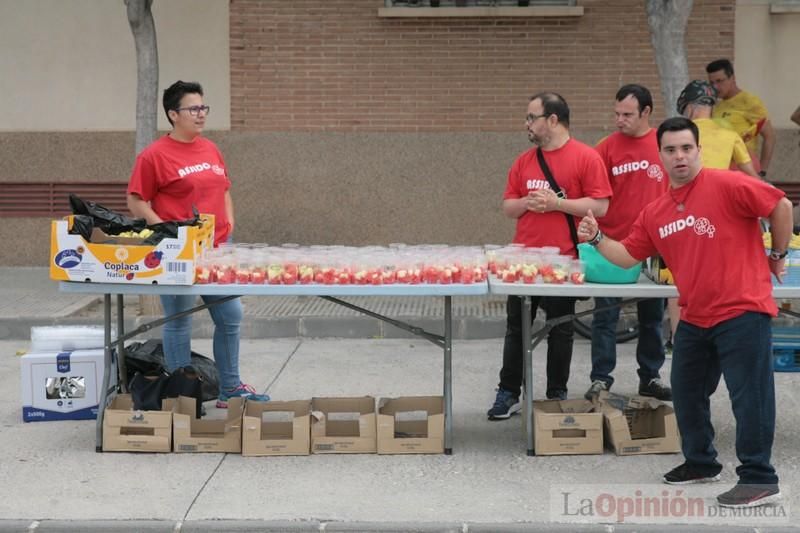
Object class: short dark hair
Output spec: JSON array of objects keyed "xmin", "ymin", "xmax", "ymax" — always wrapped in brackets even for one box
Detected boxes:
[
  {"xmin": 656, "ymin": 117, "xmax": 699, "ymax": 149},
  {"xmin": 615, "ymin": 84, "xmax": 653, "ymax": 115},
  {"xmin": 163, "ymin": 80, "xmax": 204, "ymax": 126},
  {"xmin": 705, "ymin": 59, "xmax": 734, "ymax": 77},
  {"xmin": 530, "ymin": 91, "xmax": 570, "ymax": 127}
]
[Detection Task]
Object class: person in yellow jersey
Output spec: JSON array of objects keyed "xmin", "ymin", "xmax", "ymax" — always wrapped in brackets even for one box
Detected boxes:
[
  {"xmin": 706, "ymin": 59, "xmax": 775, "ymax": 177},
  {"xmin": 677, "ymin": 80, "xmax": 758, "ymax": 177}
]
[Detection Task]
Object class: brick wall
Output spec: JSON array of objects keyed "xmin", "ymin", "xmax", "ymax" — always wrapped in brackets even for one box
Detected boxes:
[{"xmin": 230, "ymin": 0, "xmax": 735, "ymax": 132}]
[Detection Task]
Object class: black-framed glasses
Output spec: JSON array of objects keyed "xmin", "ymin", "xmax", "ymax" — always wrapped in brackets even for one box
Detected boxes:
[
  {"xmin": 175, "ymin": 105, "xmax": 210, "ymax": 116},
  {"xmin": 525, "ymin": 113, "xmax": 546, "ymax": 124}
]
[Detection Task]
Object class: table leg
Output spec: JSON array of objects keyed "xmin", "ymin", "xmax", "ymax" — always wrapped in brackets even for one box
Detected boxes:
[
  {"xmin": 96, "ymin": 294, "xmax": 112, "ymax": 452},
  {"xmin": 444, "ymin": 295, "xmax": 453, "ymax": 455},
  {"xmin": 522, "ymin": 296, "xmax": 534, "ymax": 456},
  {"xmin": 116, "ymin": 294, "xmax": 127, "ymax": 393}
]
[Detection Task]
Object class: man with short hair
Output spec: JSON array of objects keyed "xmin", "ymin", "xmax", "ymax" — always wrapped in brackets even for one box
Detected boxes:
[
  {"xmin": 586, "ymin": 84, "xmax": 670, "ymax": 402},
  {"xmin": 706, "ymin": 59, "xmax": 775, "ymax": 176},
  {"xmin": 677, "ymin": 80, "xmax": 757, "ymax": 176},
  {"xmin": 487, "ymin": 92, "xmax": 612, "ymax": 420},
  {"xmin": 577, "ymin": 117, "xmax": 792, "ymax": 509}
]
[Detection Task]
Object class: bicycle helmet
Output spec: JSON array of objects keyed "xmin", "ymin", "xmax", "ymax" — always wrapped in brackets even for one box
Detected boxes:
[{"xmin": 676, "ymin": 80, "xmax": 717, "ymax": 115}]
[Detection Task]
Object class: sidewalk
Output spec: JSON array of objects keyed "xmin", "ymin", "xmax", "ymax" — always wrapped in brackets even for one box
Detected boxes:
[{"xmin": 2, "ymin": 267, "xmax": 799, "ymax": 531}]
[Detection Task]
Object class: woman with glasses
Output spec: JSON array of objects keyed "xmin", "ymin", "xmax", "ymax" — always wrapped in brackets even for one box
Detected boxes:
[{"xmin": 126, "ymin": 80, "xmax": 269, "ymax": 410}]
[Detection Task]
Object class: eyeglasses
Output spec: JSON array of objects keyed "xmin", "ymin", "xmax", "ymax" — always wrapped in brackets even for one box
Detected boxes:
[
  {"xmin": 525, "ymin": 113, "xmax": 547, "ymax": 124},
  {"xmin": 175, "ymin": 105, "xmax": 210, "ymax": 116}
]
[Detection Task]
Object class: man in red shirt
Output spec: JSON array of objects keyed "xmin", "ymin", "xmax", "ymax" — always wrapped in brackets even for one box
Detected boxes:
[
  {"xmin": 587, "ymin": 84, "xmax": 670, "ymax": 402},
  {"xmin": 577, "ymin": 117, "xmax": 792, "ymax": 509},
  {"xmin": 488, "ymin": 92, "xmax": 612, "ymax": 419},
  {"xmin": 127, "ymin": 80, "xmax": 269, "ymax": 409}
]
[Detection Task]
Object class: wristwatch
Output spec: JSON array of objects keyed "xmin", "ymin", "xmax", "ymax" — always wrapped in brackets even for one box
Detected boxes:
[
  {"xmin": 769, "ymin": 249, "xmax": 788, "ymax": 261},
  {"xmin": 588, "ymin": 229, "xmax": 603, "ymax": 247}
]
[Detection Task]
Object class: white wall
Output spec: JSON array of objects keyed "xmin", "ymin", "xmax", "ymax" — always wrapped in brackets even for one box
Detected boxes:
[
  {"xmin": 0, "ymin": 0, "xmax": 229, "ymax": 131},
  {"xmin": 735, "ymin": 0, "xmax": 800, "ymax": 128}
]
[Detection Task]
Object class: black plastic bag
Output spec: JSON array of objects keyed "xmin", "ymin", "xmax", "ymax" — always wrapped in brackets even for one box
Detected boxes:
[
  {"xmin": 67, "ymin": 214, "xmax": 94, "ymax": 241},
  {"xmin": 129, "ymin": 370, "xmax": 170, "ymax": 411},
  {"xmin": 124, "ymin": 339, "xmax": 219, "ymax": 402},
  {"xmin": 141, "ymin": 207, "xmax": 202, "ymax": 245},
  {"xmin": 69, "ymin": 193, "xmax": 146, "ymax": 236},
  {"xmin": 163, "ymin": 366, "xmax": 204, "ymax": 418}
]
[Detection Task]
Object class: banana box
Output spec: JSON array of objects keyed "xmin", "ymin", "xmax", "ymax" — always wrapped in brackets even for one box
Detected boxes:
[{"xmin": 50, "ymin": 214, "xmax": 214, "ymax": 285}]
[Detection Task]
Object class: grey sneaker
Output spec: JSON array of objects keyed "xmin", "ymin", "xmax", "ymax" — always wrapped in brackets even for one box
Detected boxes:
[
  {"xmin": 584, "ymin": 380, "xmax": 609, "ymax": 400},
  {"xmin": 487, "ymin": 388, "xmax": 521, "ymax": 420},
  {"xmin": 639, "ymin": 378, "xmax": 672, "ymax": 401}
]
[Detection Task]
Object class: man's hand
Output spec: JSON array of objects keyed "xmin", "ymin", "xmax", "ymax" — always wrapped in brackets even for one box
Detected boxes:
[
  {"xmin": 529, "ymin": 189, "xmax": 559, "ymax": 212},
  {"xmin": 578, "ymin": 209, "xmax": 599, "ymax": 242},
  {"xmin": 769, "ymin": 256, "xmax": 786, "ymax": 284}
]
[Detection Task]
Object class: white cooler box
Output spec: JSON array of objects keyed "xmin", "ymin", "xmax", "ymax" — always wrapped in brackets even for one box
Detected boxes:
[{"xmin": 21, "ymin": 349, "xmax": 115, "ymax": 422}]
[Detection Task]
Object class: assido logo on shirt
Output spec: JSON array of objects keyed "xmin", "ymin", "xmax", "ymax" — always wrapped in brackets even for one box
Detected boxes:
[
  {"xmin": 658, "ymin": 215, "xmax": 716, "ymax": 240},
  {"xmin": 612, "ymin": 160, "xmax": 664, "ymax": 182},
  {"xmin": 177, "ymin": 162, "xmax": 225, "ymax": 178}
]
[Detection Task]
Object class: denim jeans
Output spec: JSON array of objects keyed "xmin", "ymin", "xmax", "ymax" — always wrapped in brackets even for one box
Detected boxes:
[
  {"xmin": 499, "ymin": 295, "xmax": 575, "ymax": 399},
  {"xmin": 160, "ymin": 294, "xmax": 243, "ymax": 392},
  {"xmin": 590, "ymin": 297, "xmax": 665, "ymax": 386},
  {"xmin": 672, "ymin": 311, "xmax": 778, "ymax": 485}
]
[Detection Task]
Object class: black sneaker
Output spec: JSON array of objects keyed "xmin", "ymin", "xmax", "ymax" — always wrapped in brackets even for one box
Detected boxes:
[
  {"xmin": 639, "ymin": 378, "xmax": 672, "ymax": 401},
  {"xmin": 663, "ymin": 462, "xmax": 722, "ymax": 485},
  {"xmin": 717, "ymin": 484, "xmax": 781, "ymax": 508},
  {"xmin": 584, "ymin": 380, "xmax": 609, "ymax": 400},
  {"xmin": 487, "ymin": 388, "xmax": 521, "ymax": 420},
  {"xmin": 546, "ymin": 390, "xmax": 567, "ymax": 400}
]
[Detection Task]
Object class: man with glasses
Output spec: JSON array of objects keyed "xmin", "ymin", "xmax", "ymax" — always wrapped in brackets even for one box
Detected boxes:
[
  {"xmin": 127, "ymin": 80, "xmax": 270, "ymax": 410},
  {"xmin": 487, "ymin": 92, "xmax": 612, "ymax": 419},
  {"xmin": 585, "ymin": 84, "xmax": 671, "ymax": 403},
  {"xmin": 706, "ymin": 59, "xmax": 775, "ymax": 177}
]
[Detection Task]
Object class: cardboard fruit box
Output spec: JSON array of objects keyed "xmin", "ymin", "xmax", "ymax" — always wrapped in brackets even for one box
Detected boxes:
[
  {"xmin": 102, "ymin": 394, "xmax": 173, "ymax": 453},
  {"xmin": 50, "ymin": 214, "xmax": 214, "ymax": 285},
  {"xmin": 311, "ymin": 397, "xmax": 376, "ymax": 454},
  {"xmin": 242, "ymin": 399, "xmax": 311, "ymax": 456},
  {"xmin": 532, "ymin": 399, "xmax": 603, "ymax": 456},
  {"xmin": 377, "ymin": 396, "xmax": 444, "ymax": 455},
  {"xmin": 598, "ymin": 392, "xmax": 680, "ymax": 455},
  {"xmin": 170, "ymin": 396, "xmax": 244, "ymax": 453}
]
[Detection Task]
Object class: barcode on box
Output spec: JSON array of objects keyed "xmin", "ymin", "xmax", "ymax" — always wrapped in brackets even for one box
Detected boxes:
[{"xmin": 167, "ymin": 262, "xmax": 187, "ymax": 273}]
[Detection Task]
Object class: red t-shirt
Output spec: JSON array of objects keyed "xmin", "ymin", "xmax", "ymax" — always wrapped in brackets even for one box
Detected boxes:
[
  {"xmin": 503, "ymin": 138, "xmax": 612, "ymax": 257},
  {"xmin": 128, "ymin": 135, "xmax": 232, "ymax": 246},
  {"xmin": 621, "ymin": 168, "xmax": 784, "ymax": 327},
  {"xmin": 595, "ymin": 129, "xmax": 668, "ymax": 240}
]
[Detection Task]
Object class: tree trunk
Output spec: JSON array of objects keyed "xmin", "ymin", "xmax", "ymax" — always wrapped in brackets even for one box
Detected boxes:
[
  {"xmin": 645, "ymin": 0, "xmax": 693, "ymax": 118},
  {"xmin": 126, "ymin": 0, "xmax": 160, "ymax": 317},
  {"xmin": 126, "ymin": 0, "xmax": 159, "ymax": 155}
]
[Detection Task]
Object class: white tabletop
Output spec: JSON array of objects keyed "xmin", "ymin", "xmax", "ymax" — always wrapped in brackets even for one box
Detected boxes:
[
  {"xmin": 59, "ymin": 281, "xmax": 489, "ymax": 297},
  {"xmin": 489, "ymin": 276, "xmax": 800, "ymax": 299}
]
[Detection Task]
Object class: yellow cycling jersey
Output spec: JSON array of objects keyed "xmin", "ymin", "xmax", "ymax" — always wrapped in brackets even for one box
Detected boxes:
[{"xmin": 695, "ymin": 118, "xmax": 751, "ymax": 170}]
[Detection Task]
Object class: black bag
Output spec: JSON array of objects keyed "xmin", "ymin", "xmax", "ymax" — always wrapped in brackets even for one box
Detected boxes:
[
  {"xmin": 124, "ymin": 340, "xmax": 219, "ymax": 402},
  {"xmin": 163, "ymin": 365, "xmax": 204, "ymax": 418},
  {"xmin": 69, "ymin": 193, "xmax": 147, "ymax": 236},
  {"xmin": 129, "ymin": 370, "xmax": 170, "ymax": 411}
]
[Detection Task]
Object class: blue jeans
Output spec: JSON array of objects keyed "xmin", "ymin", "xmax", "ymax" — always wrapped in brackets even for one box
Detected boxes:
[
  {"xmin": 499, "ymin": 295, "xmax": 575, "ymax": 399},
  {"xmin": 590, "ymin": 297, "xmax": 665, "ymax": 386},
  {"xmin": 672, "ymin": 311, "xmax": 778, "ymax": 485},
  {"xmin": 160, "ymin": 294, "xmax": 243, "ymax": 392}
]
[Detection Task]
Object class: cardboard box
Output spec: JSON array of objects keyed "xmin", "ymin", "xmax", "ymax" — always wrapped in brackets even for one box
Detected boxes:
[
  {"xmin": 532, "ymin": 399, "xmax": 603, "ymax": 455},
  {"xmin": 102, "ymin": 394, "xmax": 172, "ymax": 452},
  {"xmin": 242, "ymin": 400, "xmax": 311, "ymax": 456},
  {"xmin": 598, "ymin": 392, "xmax": 681, "ymax": 455},
  {"xmin": 311, "ymin": 397, "xmax": 376, "ymax": 454},
  {"xmin": 21, "ymin": 349, "xmax": 114, "ymax": 422},
  {"xmin": 377, "ymin": 396, "xmax": 444, "ymax": 454},
  {"xmin": 49, "ymin": 214, "xmax": 214, "ymax": 285},
  {"xmin": 171, "ymin": 396, "xmax": 244, "ymax": 453}
]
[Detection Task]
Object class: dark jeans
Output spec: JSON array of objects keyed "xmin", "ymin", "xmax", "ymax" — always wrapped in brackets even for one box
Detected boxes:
[
  {"xmin": 499, "ymin": 295, "xmax": 575, "ymax": 399},
  {"xmin": 672, "ymin": 311, "xmax": 778, "ymax": 485},
  {"xmin": 590, "ymin": 297, "xmax": 665, "ymax": 386}
]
